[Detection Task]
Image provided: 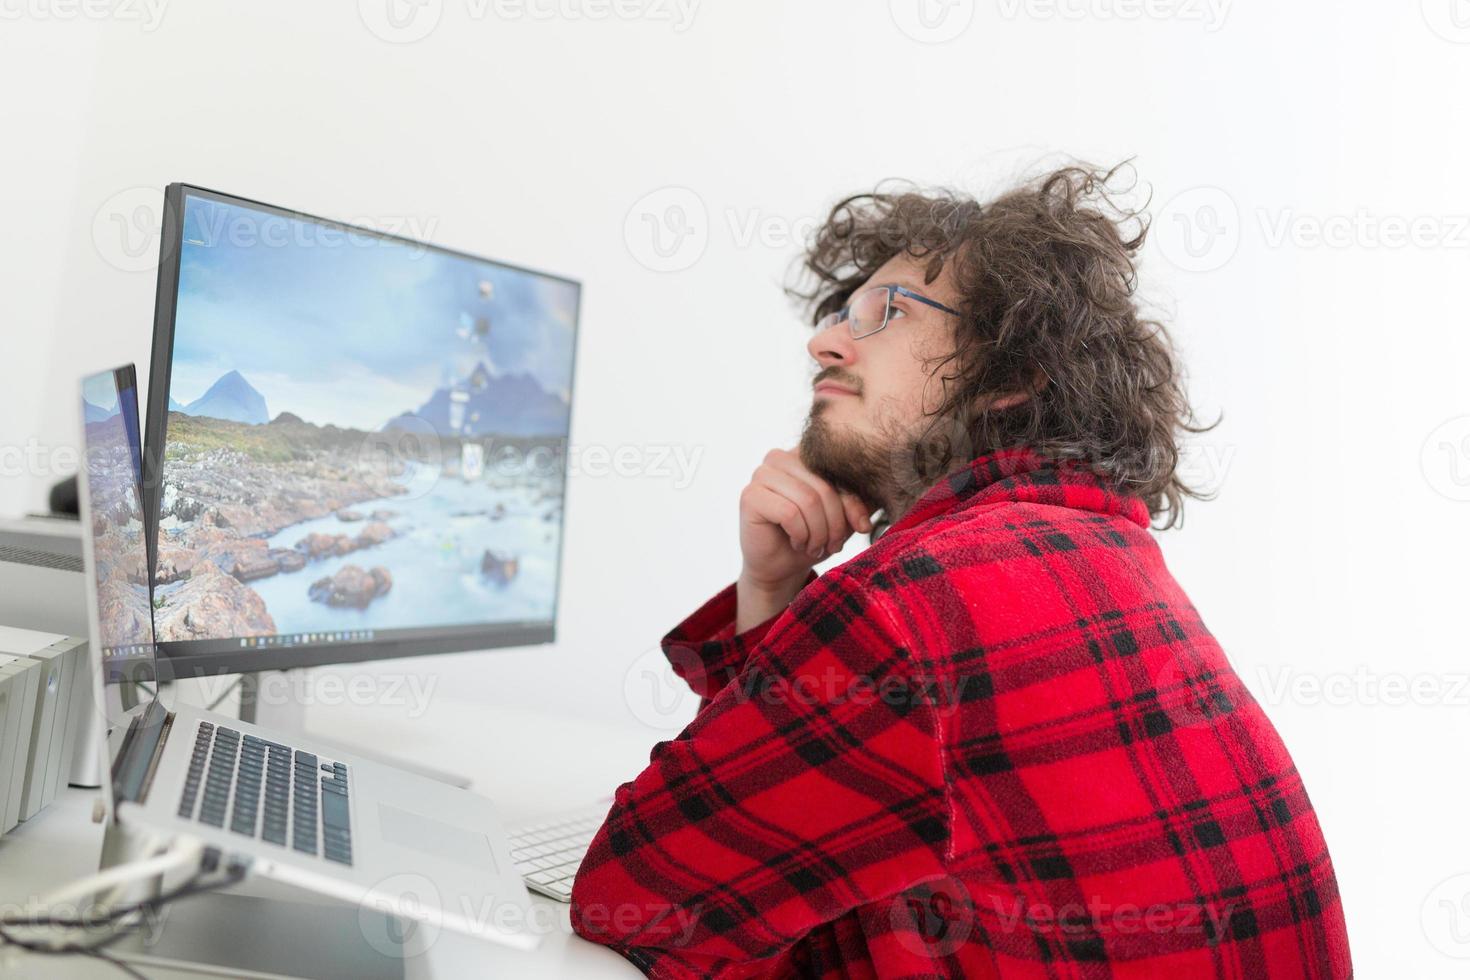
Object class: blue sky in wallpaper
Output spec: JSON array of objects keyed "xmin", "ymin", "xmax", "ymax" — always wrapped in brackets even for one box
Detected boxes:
[{"xmin": 168, "ymin": 194, "xmax": 578, "ymax": 431}]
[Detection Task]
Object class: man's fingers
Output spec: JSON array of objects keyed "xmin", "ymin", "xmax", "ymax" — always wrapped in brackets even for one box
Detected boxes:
[
  {"xmin": 754, "ymin": 464, "xmax": 832, "ymax": 557},
  {"xmin": 841, "ymin": 493, "xmax": 874, "ymax": 534},
  {"xmin": 765, "ymin": 452, "xmax": 850, "ymax": 554},
  {"xmin": 745, "ymin": 485, "xmax": 814, "ymax": 553}
]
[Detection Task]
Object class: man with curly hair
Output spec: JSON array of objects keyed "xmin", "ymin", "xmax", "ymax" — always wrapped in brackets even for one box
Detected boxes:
[{"xmin": 571, "ymin": 165, "xmax": 1352, "ymax": 978}]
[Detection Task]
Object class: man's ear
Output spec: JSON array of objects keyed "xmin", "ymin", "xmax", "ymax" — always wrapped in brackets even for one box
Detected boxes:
[{"xmin": 985, "ymin": 364, "xmax": 1049, "ymax": 411}]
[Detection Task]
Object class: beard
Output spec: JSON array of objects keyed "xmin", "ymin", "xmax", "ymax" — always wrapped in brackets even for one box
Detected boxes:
[
  {"xmin": 798, "ymin": 407, "xmax": 910, "ymax": 521},
  {"xmin": 799, "ymin": 403, "xmax": 976, "ymax": 527}
]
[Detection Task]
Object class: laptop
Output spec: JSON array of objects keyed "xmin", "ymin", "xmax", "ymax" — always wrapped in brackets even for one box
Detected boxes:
[{"xmin": 77, "ymin": 364, "xmax": 539, "ymax": 951}]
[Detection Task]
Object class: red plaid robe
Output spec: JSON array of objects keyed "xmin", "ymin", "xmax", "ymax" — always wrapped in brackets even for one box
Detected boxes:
[{"xmin": 571, "ymin": 448, "xmax": 1352, "ymax": 978}]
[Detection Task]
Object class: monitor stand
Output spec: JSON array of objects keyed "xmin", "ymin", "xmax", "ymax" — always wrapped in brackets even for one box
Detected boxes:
[{"xmin": 236, "ymin": 670, "xmax": 471, "ymax": 789}]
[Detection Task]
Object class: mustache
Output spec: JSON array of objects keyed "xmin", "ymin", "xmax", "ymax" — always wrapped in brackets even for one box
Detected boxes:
[{"xmin": 812, "ymin": 367, "xmax": 863, "ymax": 394}]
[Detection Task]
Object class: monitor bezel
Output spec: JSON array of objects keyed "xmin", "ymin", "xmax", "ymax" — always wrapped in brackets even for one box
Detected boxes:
[{"xmin": 142, "ymin": 183, "xmax": 581, "ymax": 677}]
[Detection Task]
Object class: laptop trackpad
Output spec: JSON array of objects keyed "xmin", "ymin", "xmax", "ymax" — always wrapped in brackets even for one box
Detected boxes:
[{"xmin": 377, "ymin": 803, "xmax": 499, "ymax": 873}]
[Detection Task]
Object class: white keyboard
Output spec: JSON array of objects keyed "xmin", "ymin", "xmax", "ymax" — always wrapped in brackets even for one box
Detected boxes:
[{"xmin": 507, "ymin": 802, "xmax": 610, "ymax": 902}]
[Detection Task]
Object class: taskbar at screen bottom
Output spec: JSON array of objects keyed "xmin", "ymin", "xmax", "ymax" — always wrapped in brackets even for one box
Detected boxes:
[{"xmin": 153, "ymin": 621, "xmax": 555, "ymax": 677}]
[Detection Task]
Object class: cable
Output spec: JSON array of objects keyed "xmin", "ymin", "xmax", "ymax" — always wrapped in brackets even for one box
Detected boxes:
[
  {"xmin": 35, "ymin": 837, "xmax": 203, "ymax": 912},
  {"xmin": 0, "ymin": 849, "xmax": 248, "ymax": 977}
]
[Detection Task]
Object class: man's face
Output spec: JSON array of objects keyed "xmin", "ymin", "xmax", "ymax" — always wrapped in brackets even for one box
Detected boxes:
[{"xmin": 798, "ymin": 253, "xmax": 963, "ymax": 512}]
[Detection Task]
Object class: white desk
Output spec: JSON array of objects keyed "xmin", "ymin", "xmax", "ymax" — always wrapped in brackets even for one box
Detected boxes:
[{"xmin": 0, "ymin": 697, "xmax": 663, "ymax": 978}]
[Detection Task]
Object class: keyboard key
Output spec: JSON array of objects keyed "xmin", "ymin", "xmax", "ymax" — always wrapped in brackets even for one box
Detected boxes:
[{"xmin": 177, "ymin": 736, "xmax": 351, "ymax": 866}]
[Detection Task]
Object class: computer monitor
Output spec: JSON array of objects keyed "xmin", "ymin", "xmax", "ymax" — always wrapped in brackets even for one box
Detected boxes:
[
  {"xmin": 142, "ymin": 186, "xmax": 581, "ymax": 676},
  {"xmin": 78, "ymin": 365, "xmax": 159, "ymax": 691}
]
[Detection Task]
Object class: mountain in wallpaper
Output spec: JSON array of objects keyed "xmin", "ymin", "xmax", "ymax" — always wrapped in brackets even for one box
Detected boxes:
[
  {"xmin": 177, "ymin": 370, "xmax": 270, "ymax": 425},
  {"xmin": 82, "ymin": 399, "xmax": 116, "ymax": 423},
  {"xmin": 384, "ymin": 361, "xmax": 568, "ymax": 438}
]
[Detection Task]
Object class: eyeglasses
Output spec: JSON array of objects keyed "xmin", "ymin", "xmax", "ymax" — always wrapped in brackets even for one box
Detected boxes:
[{"xmin": 815, "ymin": 285, "xmax": 962, "ymax": 340}]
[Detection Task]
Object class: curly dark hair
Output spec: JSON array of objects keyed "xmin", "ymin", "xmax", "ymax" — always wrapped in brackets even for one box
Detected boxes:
[{"xmin": 787, "ymin": 161, "xmax": 1215, "ymax": 529}]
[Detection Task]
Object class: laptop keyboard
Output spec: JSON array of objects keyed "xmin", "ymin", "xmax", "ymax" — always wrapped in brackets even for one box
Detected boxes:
[
  {"xmin": 177, "ymin": 721, "xmax": 353, "ymax": 866},
  {"xmin": 507, "ymin": 804, "xmax": 608, "ymax": 902}
]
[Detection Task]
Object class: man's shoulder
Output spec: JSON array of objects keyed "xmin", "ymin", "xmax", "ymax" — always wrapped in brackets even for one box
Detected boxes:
[{"xmin": 845, "ymin": 496, "xmax": 1153, "ymax": 585}]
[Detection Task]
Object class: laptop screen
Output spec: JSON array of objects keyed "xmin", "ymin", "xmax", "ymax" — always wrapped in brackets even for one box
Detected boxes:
[{"xmin": 79, "ymin": 365, "xmax": 159, "ymax": 688}]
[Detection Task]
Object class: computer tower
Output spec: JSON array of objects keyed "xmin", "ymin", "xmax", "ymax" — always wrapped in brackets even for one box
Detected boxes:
[
  {"xmin": 0, "ymin": 628, "xmax": 88, "ymax": 822},
  {"xmin": 15, "ymin": 645, "xmax": 62, "ymax": 820},
  {"xmin": 0, "ymin": 654, "xmax": 41, "ymax": 833},
  {"xmin": 11, "ymin": 637, "xmax": 87, "ymax": 816},
  {"xmin": 0, "ymin": 663, "xmax": 16, "ymax": 833},
  {"xmin": 0, "ymin": 518, "xmax": 101, "ymax": 791}
]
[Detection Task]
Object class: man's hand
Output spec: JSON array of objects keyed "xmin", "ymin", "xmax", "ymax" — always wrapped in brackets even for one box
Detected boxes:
[{"xmin": 735, "ymin": 449, "xmax": 874, "ymax": 632}]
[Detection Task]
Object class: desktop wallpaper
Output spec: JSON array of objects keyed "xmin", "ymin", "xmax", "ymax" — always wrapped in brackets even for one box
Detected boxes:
[
  {"xmin": 81, "ymin": 372, "xmax": 156, "ymax": 663},
  {"xmin": 154, "ymin": 195, "xmax": 578, "ymax": 643}
]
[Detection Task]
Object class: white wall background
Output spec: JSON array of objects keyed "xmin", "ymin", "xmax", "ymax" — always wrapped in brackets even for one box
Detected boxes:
[{"xmin": 3, "ymin": 0, "xmax": 1469, "ymax": 971}]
